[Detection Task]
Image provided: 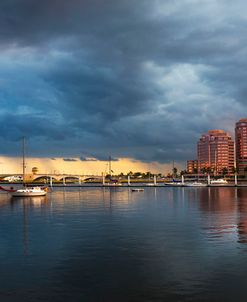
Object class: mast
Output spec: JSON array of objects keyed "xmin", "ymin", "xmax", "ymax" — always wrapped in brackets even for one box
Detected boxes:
[
  {"xmin": 172, "ymin": 160, "xmax": 175, "ymax": 179},
  {"xmin": 109, "ymin": 155, "xmax": 112, "ymax": 178},
  {"xmin": 22, "ymin": 136, "xmax": 26, "ymax": 185}
]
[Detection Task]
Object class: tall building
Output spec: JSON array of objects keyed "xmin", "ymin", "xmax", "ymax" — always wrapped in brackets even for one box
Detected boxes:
[
  {"xmin": 197, "ymin": 130, "xmax": 234, "ymax": 175},
  {"xmin": 235, "ymin": 118, "xmax": 247, "ymax": 175},
  {"xmin": 187, "ymin": 160, "xmax": 198, "ymax": 174}
]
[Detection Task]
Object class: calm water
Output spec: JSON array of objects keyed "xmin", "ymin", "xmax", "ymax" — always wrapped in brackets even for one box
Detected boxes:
[{"xmin": 0, "ymin": 186, "xmax": 247, "ymax": 301}]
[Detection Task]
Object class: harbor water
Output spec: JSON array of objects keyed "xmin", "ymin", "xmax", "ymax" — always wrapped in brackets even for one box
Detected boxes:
[{"xmin": 0, "ymin": 186, "xmax": 247, "ymax": 301}]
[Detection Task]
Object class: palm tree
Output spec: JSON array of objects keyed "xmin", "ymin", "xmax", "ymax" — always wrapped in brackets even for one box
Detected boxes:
[
  {"xmin": 172, "ymin": 167, "xmax": 177, "ymax": 178},
  {"xmin": 127, "ymin": 171, "xmax": 133, "ymax": 177},
  {"xmin": 222, "ymin": 167, "xmax": 228, "ymax": 177},
  {"xmin": 244, "ymin": 167, "xmax": 247, "ymax": 178},
  {"xmin": 193, "ymin": 168, "xmax": 198, "ymax": 174},
  {"xmin": 180, "ymin": 170, "xmax": 187, "ymax": 176}
]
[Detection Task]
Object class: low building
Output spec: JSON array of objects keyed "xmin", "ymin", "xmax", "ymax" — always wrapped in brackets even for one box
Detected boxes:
[{"xmin": 187, "ymin": 160, "xmax": 198, "ymax": 174}]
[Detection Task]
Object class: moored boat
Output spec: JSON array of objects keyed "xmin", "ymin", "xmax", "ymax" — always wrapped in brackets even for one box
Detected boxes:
[
  {"xmin": 184, "ymin": 182, "xmax": 207, "ymax": 187},
  {"xmin": 164, "ymin": 182, "xmax": 183, "ymax": 186},
  {"xmin": 11, "ymin": 187, "xmax": 48, "ymax": 197},
  {"xmin": 210, "ymin": 179, "xmax": 228, "ymax": 185},
  {"xmin": 10, "ymin": 137, "xmax": 48, "ymax": 197}
]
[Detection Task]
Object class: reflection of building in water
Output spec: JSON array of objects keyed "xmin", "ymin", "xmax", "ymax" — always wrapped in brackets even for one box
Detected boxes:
[
  {"xmin": 198, "ymin": 188, "xmax": 238, "ymax": 239},
  {"xmin": 236, "ymin": 189, "xmax": 247, "ymax": 244},
  {"xmin": 199, "ymin": 188, "xmax": 236, "ymax": 213}
]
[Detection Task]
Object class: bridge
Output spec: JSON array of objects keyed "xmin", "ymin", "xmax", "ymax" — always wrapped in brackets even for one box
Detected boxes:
[{"xmin": 0, "ymin": 173, "xmax": 104, "ymax": 184}]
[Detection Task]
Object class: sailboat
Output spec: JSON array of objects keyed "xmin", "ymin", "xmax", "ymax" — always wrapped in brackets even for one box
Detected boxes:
[
  {"xmin": 10, "ymin": 137, "xmax": 47, "ymax": 197},
  {"xmin": 104, "ymin": 155, "xmax": 122, "ymax": 186}
]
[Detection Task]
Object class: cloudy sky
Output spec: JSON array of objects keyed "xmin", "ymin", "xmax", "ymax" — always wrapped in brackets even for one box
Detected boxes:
[{"xmin": 0, "ymin": 0, "xmax": 246, "ymax": 166}]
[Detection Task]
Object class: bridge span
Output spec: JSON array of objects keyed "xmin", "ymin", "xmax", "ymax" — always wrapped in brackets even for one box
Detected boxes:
[{"xmin": 0, "ymin": 173, "xmax": 103, "ymax": 183}]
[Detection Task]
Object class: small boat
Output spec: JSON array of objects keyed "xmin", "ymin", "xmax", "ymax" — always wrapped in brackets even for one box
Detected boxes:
[
  {"xmin": 210, "ymin": 179, "xmax": 228, "ymax": 185},
  {"xmin": 184, "ymin": 182, "xmax": 208, "ymax": 187},
  {"xmin": 11, "ymin": 186, "xmax": 48, "ymax": 197},
  {"xmin": 10, "ymin": 137, "xmax": 48, "ymax": 197},
  {"xmin": 164, "ymin": 182, "xmax": 183, "ymax": 186},
  {"xmin": 131, "ymin": 188, "xmax": 144, "ymax": 192},
  {"xmin": 104, "ymin": 183, "xmax": 122, "ymax": 186}
]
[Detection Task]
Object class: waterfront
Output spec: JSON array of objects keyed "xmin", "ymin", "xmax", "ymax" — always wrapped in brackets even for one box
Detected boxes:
[{"xmin": 0, "ymin": 187, "xmax": 247, "ymax": 301}]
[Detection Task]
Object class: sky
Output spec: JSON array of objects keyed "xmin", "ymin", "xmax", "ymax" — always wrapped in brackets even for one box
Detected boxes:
[
  {"xmin": 0, "ymin": 156, "xmax": 170, "ymax": 175},
  {"xmin": 0, "ymin": 0, "xmax": 247, "ymax": 173}
]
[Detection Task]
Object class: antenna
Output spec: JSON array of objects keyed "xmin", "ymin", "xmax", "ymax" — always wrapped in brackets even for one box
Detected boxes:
[
  {"xmin": 109, "ymin": 155, "xmax": 112, "ymax": 177},
  {"xmin": 172, "ymin": 160, "xmax": 175, "ymax": 178},
  {"xmin": 22, "ymin": 136, "xmax": 26, "ymax": 185}
]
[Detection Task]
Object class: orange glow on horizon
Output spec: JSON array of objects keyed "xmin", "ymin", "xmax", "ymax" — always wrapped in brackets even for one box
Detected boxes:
[{"xmin": 0, "ymin": 156, "xmax": 183, "ymax": 175}]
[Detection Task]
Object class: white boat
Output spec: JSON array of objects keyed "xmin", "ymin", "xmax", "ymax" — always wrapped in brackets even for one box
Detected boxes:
[
  {"xmin": 164, "ymin": 182, "xmax": 183, "ymax": 186},
  {"xmin": 11, "ymin": 187, "xmax": 47, "ymax": 197},
  {"xmin": 210, "ymin": 179, "xmax": 228, "ymax": 185},
  {"xmin": 10, "ymin": 137, "xmax": 48, "ymax": 197},
  {"xmin": 104, "ymin": 182, "xmax": 122, "ymax": 186},
  {"xmin": 184, "ymin": 182, "xmax": 208, "ymax": 187}
]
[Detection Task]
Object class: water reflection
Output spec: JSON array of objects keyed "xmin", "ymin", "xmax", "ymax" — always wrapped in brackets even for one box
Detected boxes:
[
  {"xmin": 10, "ymin": 195, "xmax": 49, "ymax": 208},
  {"xmin": 0, "ymin": 187, "xmax": 247, "ymax": 301},
  {"xmin": 9, "ymin": 196, "xmax": 49, "ymax": 255},
  {"xmin": 191, "ymin": 187, "xmax": 247, "ymax": 246},
  {"xmin": 236, "ymin": 189, "xmax": 247, "ymax": 244},
  {"xmin": 198, "ymin": 188, "xmax": 236, "ymax": 236}
]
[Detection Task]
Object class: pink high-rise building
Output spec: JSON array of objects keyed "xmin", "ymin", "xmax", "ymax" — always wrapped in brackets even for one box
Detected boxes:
[
  {"xmin": 235, "ymin": 118, "xmax": 247, "ymax": 175},
  {"xmin": 197, "ymin": 130, "xmax": 234, "ymax": 175}
]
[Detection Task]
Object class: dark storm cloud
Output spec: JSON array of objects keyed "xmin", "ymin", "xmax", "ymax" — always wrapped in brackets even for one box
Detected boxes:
[
  {"xmin": 63, "ymin": 158, "xmax": 78, "ymax": 162},
  {"xmin": 0, "ymin": 0, "xmax": 246, "ymax": 162},
  {"xmin": 80, "ymin": 155, "xmax": 118, "ymax": 161}
]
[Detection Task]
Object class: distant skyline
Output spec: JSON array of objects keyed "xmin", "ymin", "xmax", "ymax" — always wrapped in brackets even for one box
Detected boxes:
[{"xmin": 0, "ymin": 0, "xmax": 247, "ymax": 165}]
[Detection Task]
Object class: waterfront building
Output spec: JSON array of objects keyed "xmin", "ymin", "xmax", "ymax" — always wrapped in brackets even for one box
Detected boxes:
[
  {"xmin": 187, "ymin": 160, "xmax": 198, "ymax": 174},
  {"xmin": 197, "ymin": 130, "xmax": 234, "ymax": 175},
  {"xmin": 235, "ymin": 118, "xmax": 247, "ymax": 175}
]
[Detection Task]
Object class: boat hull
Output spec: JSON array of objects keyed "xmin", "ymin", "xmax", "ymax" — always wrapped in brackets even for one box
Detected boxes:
[
  {"xmin": 184, "ymin": 183, "xmax": 208, "ymax": 187},
  {"xmin": 210, "ymin": 181, "xmax": 228, "ymax": 185},
  {"xmin": 10, "ymin": 189, "xmax": 47, "ymax": 197},
  {"xmin": 11, "ymin": 191, "xmax": 47, "ymax": 197},
  {"xmin": 164, "ymin": 182, "xmax": 184, "ymax": 186}
]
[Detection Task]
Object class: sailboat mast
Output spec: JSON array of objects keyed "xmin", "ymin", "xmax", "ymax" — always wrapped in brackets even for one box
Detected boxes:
[
  {"xmin": 172, "ymin": 160, "xmax": 175, "ymax": 178},
  {"xmin": 109, "ymin": 155, "xmax": 111, "ymax": 177},
  {"xmin": 22, "ymin": 136, "xmax": 26, "ymax": 185}
]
